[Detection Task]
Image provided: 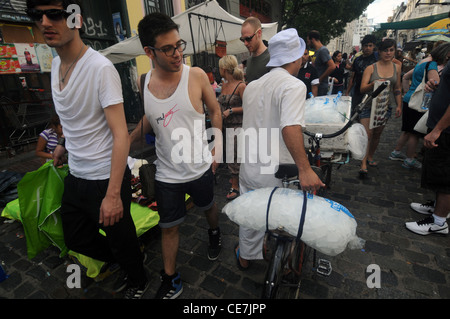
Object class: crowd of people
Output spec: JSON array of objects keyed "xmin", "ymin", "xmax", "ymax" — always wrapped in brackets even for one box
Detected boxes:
[{"xmin": 26, "ymin": 0, "xmax": 449, "ymax": 300}]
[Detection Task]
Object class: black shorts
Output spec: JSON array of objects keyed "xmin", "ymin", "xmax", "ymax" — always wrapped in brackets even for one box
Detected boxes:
[
  {"xmin": 402, "ymin": 102, "xmax": 425, "ymax": 134},
  {"xmin": 422, "ymin": 132, "xmax": 450, "ymax": 194},
  {"xmin": 155, "ymin": 167, "xmax": 215, "ymax": 228}
]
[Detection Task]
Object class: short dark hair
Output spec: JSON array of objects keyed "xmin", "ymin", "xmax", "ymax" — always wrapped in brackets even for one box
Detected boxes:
[
  {"xmin": 138, "ymin": 12, "xmax": 179, "ymax": 48},
  {"xmin": 26, "ymin": 0, "xmax": 83, "ymax": 15},
  {"xmin": 378, "ymin": 38, "xmax": 396, "ymax": 51},
  {"xmin": 431, "ymin": 42, "xmax": 450, "ymax": 65},
  {"xmin": 361, "ymin": 34, "xmax": 377, "ymax": 46},
  {"xmin": 307, "ymin": 30, "xmax": 320, "ymax": 41}
]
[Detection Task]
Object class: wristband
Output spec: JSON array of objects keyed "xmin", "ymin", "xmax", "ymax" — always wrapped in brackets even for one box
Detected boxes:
[
  {"xmin": 229, "ymin": 108, "xmax": 233, "ymax": 114},
  {"xmin": 57, "ymin": 137, "xmax": 65, "ymax": 147}
]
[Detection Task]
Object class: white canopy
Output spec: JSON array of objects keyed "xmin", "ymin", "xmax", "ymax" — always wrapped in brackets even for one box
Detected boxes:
[{"xmin": 99, "ymin": 0, "xmax": 278, "ymax": 64}]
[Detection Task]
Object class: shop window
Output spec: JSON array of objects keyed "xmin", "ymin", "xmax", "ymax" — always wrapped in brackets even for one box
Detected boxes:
[{"xmin": 144, "ymin": 0, "xmax": 173, "ymax": 16}]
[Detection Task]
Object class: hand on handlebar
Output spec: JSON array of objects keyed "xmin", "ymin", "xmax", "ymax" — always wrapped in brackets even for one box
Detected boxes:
[{"xmin": 300, "ymin": 167, "xmax": 326, "ymax": 193}]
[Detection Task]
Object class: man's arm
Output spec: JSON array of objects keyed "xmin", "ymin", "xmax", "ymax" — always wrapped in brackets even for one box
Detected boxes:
[
  {"xmin": 200, "ymin": 70, "xmax": 223, "ymax": 173},
  {"xmin": 345, "ymin": 71, "xmax": 355, "ymax": 96},
  {"xmin": 424, "ymin": 104, "xmax": 450, "ymax": 149},
  {"xmin": 100, "ymin": 103, "xmax": 130, "ymax": 227},
  {"xmin": 130, "ymin": 115, "xmax": 153, "ymax": 151},
  {"xmin": 319, "ymin": 59, "xmax": 335, "ymax": 84},
  {"xmin": 282, "ymin": 125, "xmax": 325, "ymax": 192}
]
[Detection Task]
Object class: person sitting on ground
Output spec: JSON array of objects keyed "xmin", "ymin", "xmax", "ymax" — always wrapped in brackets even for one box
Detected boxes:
[{"xmin": 36, "ymin": 115, "xmax": 64, "ymax": 165}]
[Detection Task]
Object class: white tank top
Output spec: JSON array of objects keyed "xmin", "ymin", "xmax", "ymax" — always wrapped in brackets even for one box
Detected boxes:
[{"xmin": 144, "ymin": 65, "xmax": 212, "ymax": 183}]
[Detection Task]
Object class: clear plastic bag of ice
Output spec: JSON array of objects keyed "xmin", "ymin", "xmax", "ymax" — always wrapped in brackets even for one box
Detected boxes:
[
  {"xmin": 347, "ymin": 124, "xmax": 368, "ymax": 160},
  {"xmin": 222, "ymin": 187, "xmax": 365, "ymax": 256},
  {"xmin": 305, "ymin": 94, "xmax": 349, "ymax": 124}
]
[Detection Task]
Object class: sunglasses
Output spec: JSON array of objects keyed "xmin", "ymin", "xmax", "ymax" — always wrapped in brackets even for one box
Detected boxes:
[
  {"xmin": 240, "ymin": 28, "xmax": 261, "ymax": 43},
  {"xmin": 26, "ymin": 8, "xmax": 70, "ymax": 22}
]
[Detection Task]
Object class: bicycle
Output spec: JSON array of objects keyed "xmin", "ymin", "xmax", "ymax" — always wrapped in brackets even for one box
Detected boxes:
[{"xmin": 261, "ymin": 83, "xmax": 388, "ymax": 299}]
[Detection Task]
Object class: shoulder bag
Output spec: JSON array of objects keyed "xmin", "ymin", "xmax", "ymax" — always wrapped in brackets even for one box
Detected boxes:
[{"xmin": 408, "ymin": 62, "xmax": 431, "ymax": 113}]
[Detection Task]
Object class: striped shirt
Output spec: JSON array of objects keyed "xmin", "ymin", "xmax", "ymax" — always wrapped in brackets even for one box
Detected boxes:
[{"xmin": 39, "ymin": 128, "xmax": 58, "ymax": 154}]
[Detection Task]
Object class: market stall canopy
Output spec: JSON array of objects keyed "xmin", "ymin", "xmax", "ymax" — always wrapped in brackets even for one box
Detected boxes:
[
  {"xmin": 417, "ymin": 18, "xmax": 450, "ymax": 37},
  {"xmin": 99, "ymin": 0, "xmax": 278, "ymax": 64},
  {"xmin": 415, "ymin": 18, "xmax": 450, "ymax": 41},
  {"xmin": 377, "ymin": 12, "xmax": 448, "ymax": 30}
]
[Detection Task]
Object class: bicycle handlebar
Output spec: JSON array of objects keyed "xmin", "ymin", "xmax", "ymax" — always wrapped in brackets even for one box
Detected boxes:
[{"xmin": 303, "ymin": 82, "xmax": 389, "ymax": 140}]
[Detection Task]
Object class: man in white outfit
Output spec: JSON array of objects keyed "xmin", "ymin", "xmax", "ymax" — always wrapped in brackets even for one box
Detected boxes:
[{"xmin": 236, "ymin": 29, "xmax": 325, "ymax": 269}]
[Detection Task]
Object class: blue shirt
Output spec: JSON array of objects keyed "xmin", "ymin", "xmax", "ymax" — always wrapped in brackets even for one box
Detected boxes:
[{"xmin": 404, "ymin": 61, "xmax": 438, "ymax": 104}]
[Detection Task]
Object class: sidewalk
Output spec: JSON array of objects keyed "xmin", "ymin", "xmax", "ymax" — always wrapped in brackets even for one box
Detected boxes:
[{"xmin": 0, "ymin": 116, "xmax": 449, "ymax": 300}]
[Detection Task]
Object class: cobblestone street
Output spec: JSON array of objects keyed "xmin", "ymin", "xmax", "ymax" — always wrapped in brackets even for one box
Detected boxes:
[{"xmin": 1, "ymin": 116, "xmax": 449, "ymax": 303}]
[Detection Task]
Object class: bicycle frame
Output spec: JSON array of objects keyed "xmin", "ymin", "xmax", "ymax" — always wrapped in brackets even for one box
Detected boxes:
[{"xmin": 262, "ymin": 84, "xmax": 389, "ymax": 299}]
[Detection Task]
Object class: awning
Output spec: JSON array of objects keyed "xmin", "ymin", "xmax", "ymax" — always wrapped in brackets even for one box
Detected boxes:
[{"xmin": 377, "ymin": 13, "xmax": 448, "ymax": 30}]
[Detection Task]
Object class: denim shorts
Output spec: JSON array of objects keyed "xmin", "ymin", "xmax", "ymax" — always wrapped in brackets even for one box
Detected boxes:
[
  {"xmin": 360, "ymin": 105, "xmax": 392, "ymax": 120},
  {"xmin": 155, "ymin": 166, "xmax": 215, "ymax": 228}
]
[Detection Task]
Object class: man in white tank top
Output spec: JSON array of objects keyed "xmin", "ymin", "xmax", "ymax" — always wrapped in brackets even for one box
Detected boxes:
[
  {"xmin": 130, "ymin": 13, "xmax": 223, "ymax": 299},
  {"xmin": 26, "ymin": 0, "xmax": 147, "ymax": 299}
]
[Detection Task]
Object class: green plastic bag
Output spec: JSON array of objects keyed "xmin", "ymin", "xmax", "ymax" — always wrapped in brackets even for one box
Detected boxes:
[
  {"xmin": 17, "ymin": 162, "xmax": 69, "ymax": 259},
  {"xmin": 3, "ymin": 162, "xmax": 161, "ymax": 278}
]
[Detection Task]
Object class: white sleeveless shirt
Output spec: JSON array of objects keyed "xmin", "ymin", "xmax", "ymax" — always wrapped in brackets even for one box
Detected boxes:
[{"xmin": 144, "ymin": 65, "xmax": 212, "ymax": 183}]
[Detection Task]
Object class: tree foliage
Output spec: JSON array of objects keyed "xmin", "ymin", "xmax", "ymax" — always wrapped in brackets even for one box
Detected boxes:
[{"xmin": 279, "ymin": 0, "xmax": 375, "ymax": 44}]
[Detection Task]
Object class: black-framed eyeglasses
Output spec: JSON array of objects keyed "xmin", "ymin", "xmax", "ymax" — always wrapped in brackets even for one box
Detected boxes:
[
  {"xmin": 147, "ymin": 40, "xmax": 187, "ymax": 57},
  {"xmin": 26, "ymin": 8, "xmax": 70, "ymax": 22},
  {"xmin": 240, "ymin": 28, "xmax": 261, "ymax": 43}
]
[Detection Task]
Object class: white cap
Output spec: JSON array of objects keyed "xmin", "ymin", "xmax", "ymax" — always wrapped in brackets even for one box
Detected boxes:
[{"xmin": 267, "ymin": 28, "xmax": 306, "ymax": 68}]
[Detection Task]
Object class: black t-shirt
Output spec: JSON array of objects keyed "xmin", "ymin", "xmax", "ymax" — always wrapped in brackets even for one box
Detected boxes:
[
  {"xmin": 427, "ymin": 61, "xmax": 450, "ymax": 134},
  {"xmin": 330, "ymin": 63, "xmax": 345, "ymax": 85},
  {"xmin": 351, "ymin": 52, "xmax": 378, "ymax": 105},
  {"xmin": 297, "ymin": 62, "xmax": 319, "ymax": 98}
]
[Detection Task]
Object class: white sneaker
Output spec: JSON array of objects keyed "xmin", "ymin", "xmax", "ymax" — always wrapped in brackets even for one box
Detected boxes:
[
  {"xmin": 410, "ymin": 201, "xmax": 450, "ymax": 218},
  {"xmin": 405, "ymin": 216, "xmax": 449, "ymax": 236},
  {"xmin": 410, "ymin": 201, "xmax": 435, "ymax": 214}
]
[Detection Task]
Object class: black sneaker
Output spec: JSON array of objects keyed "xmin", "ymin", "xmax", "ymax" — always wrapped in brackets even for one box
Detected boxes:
[
  {"xmin": 113, "ymin": 253, "xmax": 148, "ymax": 293},
  {"xmin": 124, "ymin": 280, "xmax": 150, "ymax": 299},
  {"xmin": 207, "ymin": 228, "xmax": 222, "ymax": 261},
  {"xmin": 113, "ymin": 270, "xmax": 128, "ymax": 293},
  {"xmin": 155, "ymin": 271, "xmax": 183, "ymax": 299}
]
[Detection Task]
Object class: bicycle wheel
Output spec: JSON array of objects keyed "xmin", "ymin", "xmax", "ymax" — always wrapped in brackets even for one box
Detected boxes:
[
  {"xmin": 274, "ymin": 240, "xmax": 312, "ymax": 299},
  {"xmin": 262, "ymin": 239, "xmax": 286, "ymax": 299}
]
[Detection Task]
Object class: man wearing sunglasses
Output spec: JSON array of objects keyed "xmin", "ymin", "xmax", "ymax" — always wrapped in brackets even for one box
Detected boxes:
[
  {"xmin": 26, "ymin": 0, "xmax": 148, "ymax": 299},
  {"xmin": 241, "ymin": 17, "xmax": 270, "ymax": 84},
  {"xmin": 130, "ymin": 12, "xmax": 223, "ymax": 299}
]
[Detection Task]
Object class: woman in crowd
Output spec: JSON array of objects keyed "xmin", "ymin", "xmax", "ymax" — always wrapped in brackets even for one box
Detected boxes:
[
  {"xmin": 359, "ymin": 39, "xmax": 402, "ymax": 178},
  {"xmin": 330, "ymin": 50, "xmax": 345, "ymax": 94},
  {"xmin": 390, "ymin": 42, "xmax": 450, "ymax": 169},
  {"xmin": 36, "ymin": 115, "xmax": 63, "ymax": 165},
  {"xmin": 218, "ymin": 55, "xmax": 246, "ymax": 200}
]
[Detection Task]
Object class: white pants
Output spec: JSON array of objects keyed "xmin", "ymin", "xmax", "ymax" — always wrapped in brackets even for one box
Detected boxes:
[{"xmin": 238, "ymin": 183, "xmax": 265, "ymax": 260}]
